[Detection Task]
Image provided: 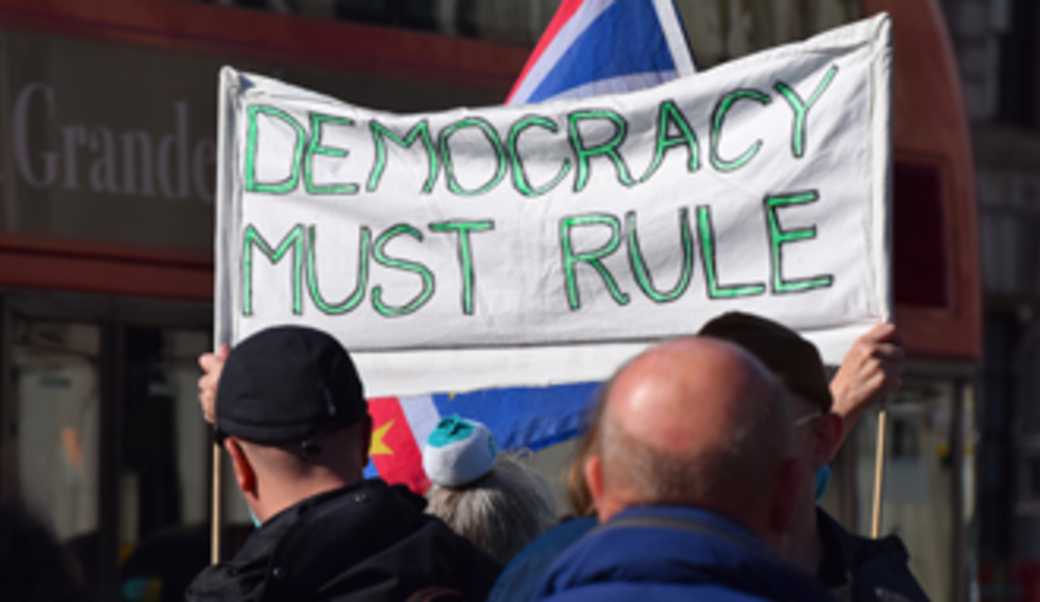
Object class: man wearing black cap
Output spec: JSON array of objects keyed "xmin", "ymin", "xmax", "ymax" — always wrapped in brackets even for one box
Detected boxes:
[
  {"xmin": 186, "ymin": 325, "xmax": 501, "ymax": 602},
  {"xmin": 700, "ymin": 312, "xmax": 928, "ymax": 602}
]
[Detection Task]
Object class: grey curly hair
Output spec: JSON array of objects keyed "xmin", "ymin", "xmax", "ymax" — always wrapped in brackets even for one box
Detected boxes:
[{"xmin": 425, "ymin": 453, "xmax": 557, "ymax": 563}]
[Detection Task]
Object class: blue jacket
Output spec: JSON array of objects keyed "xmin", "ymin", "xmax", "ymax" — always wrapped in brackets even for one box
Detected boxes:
[
  {"xmin": 488, "ymin": 517, "xmax": 597, "ymax": 602},
  {"xmin": 531, "ymin": 506, "xmax": 836, "ymax": 602}
]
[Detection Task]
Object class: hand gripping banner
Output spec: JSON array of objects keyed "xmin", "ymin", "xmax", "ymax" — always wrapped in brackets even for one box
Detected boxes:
[{"xmin": 215, "ymin": 15, "xmax": 892, "ymax": 397}]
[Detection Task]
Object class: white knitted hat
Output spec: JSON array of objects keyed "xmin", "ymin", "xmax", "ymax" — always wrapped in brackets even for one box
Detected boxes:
[{"xmin": 423, "ymin": 415, "xmax": 498, "ymax": 488}]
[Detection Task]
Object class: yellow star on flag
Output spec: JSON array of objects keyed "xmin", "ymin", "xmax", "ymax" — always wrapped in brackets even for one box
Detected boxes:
[{"xmin": 370, "ymin": 420, "xmax": 394, "ymax": 456}]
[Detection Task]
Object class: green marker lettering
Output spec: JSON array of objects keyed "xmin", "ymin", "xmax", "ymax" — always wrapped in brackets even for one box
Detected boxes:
[
  {"xmin": 306, "ymin": 225, "xmax": 370, "ymax": 314},
  {"xmin": 304, "ymin": 113, "xmax": 359, "ymax": 195},
  {"xmin": 627, "ymin": 208, "xmax": 694, "ymax": 303},
  {"xmin": 371, "ymin": 224, "xmax": 436, "ymax": 316},
  {"xmin": 774, "ymin": 65, "xmax": 839, "ymax": 158},
  {"xmin": 696, "ymin": 206, "xmax": 766, "ymax": 298},
  {"xmin": 640, "ymin": 101, "xmax": 700, "ymax": 183},
  {"xmin": 507, "ymin": 116, "xmax": 571, "ymax": 197},
  {"xmin": 440, "ymin": 118, "xmax": 507, "ymax": 196},
  {"xmin": 367, "ymin": 120, "xmax": 438, "ymax": 193},
  {"xmin": 765, "ymin": 191, "xmax": 834, "ymax": 293},
  {"xmin": 242, "ymin": 224, "xmax": 305, "ymax": 316},
  {"xmin": 429, "ymin": 220, "xmax": 495, "ymax": 315},
  {"xmin": 245, "ymin": 105, "xmax": 306, "ymax": 194},
  {"xmin": 559, "ymin": 214, "xmax": 630, "ymax": 310},
  {"xmin": 568, "ymin": 110, "xmax": 635, "ymax": 192},
  {"xmin": 709, "ymin": 90, "xmax": 771, "ymax": 172}
]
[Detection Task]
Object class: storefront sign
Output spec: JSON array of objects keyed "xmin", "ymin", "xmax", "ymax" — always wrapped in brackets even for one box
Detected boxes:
[
  {"xmin": 0, "ymin": 27, "xmax": 499, "ymax": 252},
  {"xmin": 216, "ymin": 15, "xmax": 893, "ymax": 394}
]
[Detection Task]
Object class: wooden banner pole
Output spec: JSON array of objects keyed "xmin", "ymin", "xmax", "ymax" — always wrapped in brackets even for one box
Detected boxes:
[
  {"xmin": 211, "ymin": 442, "xmax": 222, "ymax": 564},
  {"xmin": 871, "ymin": 401, "xmax": 889, "ymax": 538}
]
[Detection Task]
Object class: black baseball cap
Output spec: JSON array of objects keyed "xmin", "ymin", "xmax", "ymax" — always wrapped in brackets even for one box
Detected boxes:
[
  {"xmin": 216, "ymin": 326, "xmax": 368, "ymax": 446},
  {"xmin": 698, "ymin": 312, "xmax": 833, "ymax": 413}
]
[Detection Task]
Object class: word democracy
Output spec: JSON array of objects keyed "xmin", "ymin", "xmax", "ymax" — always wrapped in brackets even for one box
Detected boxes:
[{"xmin": 243, "ymin": 67, "xmax": 838, "ymax": 199}]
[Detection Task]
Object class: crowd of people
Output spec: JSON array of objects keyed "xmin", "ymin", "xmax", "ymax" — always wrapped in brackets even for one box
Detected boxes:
[{"xmin": 2, "ymin": 311, "xmax": 922, "ymax": 602}]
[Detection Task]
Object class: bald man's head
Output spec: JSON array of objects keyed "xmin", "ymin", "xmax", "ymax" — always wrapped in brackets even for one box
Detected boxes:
[{"xmin": 586, "ymin": 337, "xmax": 802, "ymax": 546}]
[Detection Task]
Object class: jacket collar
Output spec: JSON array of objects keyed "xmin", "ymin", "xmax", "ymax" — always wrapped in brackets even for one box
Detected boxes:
[
  {"xmin": 537, "ymin": 505, "xmax": 833, "ymax": 602},
  {"xmin": 613, "ymin": 505, "xmax": 766, "ymax": 547},
  {"xmin": 186, "ymin": 479, "xmax": 401, "ymax": 601}
]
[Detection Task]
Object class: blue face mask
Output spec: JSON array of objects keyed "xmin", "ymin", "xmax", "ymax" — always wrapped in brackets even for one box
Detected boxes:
[
  {"xmin": 815, "ymin": 464, "xmax": 832, "ymax": 502},
  {"xmin": 249, "ymin": 507, "xmax": 262, "ymax": 529}
]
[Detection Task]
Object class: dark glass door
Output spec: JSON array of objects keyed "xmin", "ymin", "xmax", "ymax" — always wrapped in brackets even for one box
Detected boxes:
[{"xmin": 1, "ymin": 295, "xmax": 212, "ymax": 602}]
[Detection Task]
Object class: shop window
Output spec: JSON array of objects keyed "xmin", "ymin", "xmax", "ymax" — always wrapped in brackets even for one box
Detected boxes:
[
  {"xmin": 5, "ymin": 311, "xmax": 215, "ymax": 601},
  {"xmin": 13, "ymin": 322, "xmax": 102, "ymax": 543},
  {"xmin": 117, "ymin": 327, "xmax": 214, "ymax": 602},
  {"xmin": 12, "ymin": 321, "xmax": 103, "ymax": 591},
  {"xmin": 854, "ymin": 378, "xmax": 959, "ymax": 602}
]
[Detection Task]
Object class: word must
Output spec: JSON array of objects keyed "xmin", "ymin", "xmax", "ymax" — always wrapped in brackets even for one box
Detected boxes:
[{"xmin": 241, "ymin": 191, "xmax": 832, "ymax": 318}]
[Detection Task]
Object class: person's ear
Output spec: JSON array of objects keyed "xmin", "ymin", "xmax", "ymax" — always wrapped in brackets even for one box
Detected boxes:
[
  {"xmin": 584, "ymin": 455, "xmax": 605, "ymax": 515},
  {"xmin": 360, "ymin": 415, "xmax": 373, "ymax": 468},
  {"xmin": 818, "ymin": 412, "xmax": 844, "ymax": 465},
  {"xmin": 769, "ymin": 457, "xmax": 804, "ymax": 539},
  {"xmin": 225, "ymin": 438, "xmax": 256, "ymax": 497}
]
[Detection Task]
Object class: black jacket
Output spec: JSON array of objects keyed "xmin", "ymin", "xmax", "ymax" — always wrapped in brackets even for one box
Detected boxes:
[
  {"xmin": 186, "ymin": 479, "xmax": 502, "ymax": 602},
  {"xmin": 817, "ymin": 509, "xmax": 930, "ymax": 602}
]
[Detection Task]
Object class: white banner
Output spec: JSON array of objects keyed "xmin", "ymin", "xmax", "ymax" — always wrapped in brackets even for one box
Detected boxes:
[{"xmin": 215, "ymin": 15, "xmax": 892, "ymax": 396}]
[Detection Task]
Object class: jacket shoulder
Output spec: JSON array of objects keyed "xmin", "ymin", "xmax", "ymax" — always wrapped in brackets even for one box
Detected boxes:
[
  {"xmin": 269, "ymin": 482, "xmax": 501, "ymax": 601},
  {"xmin": 534, "ymin": 511, "xmax": 834, "ymax": 602},
  {"xmin": 534, "ymin": 581, "xmax": 783, "ymax": 602},
  {"xmin": 829, "ymin": 519, "xmax": 931, "ymax": 602}
]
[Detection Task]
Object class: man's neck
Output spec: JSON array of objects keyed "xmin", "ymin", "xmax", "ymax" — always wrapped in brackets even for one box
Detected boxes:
[{"xmin": 257, "ymin": 471, "xmax": 360, "ymax": 522}]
